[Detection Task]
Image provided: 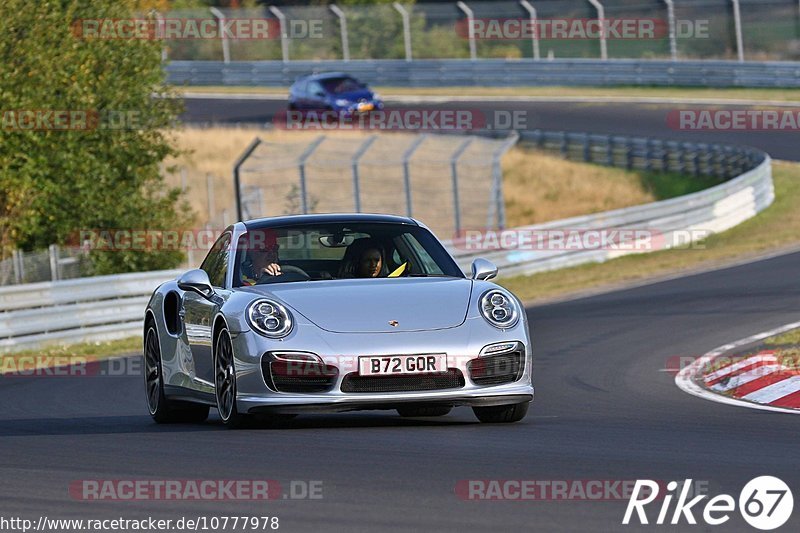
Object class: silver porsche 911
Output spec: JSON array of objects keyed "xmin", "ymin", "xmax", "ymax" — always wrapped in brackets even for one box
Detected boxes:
[{"xmin": 143, "ymin": 214, "xmax": 533, "ymax": 427}]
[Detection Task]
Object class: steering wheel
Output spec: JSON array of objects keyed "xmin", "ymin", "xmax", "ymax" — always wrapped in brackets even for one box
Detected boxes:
[{"xmin": 257, "ymin": 265, "xmax": 311, "ymax": 283}]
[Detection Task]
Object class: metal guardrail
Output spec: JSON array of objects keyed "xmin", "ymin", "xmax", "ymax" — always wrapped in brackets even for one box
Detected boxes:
[
  {"xmin": 0, "ymin": 129, "xmax": 773, "ymax": 352},
  {"xmin": 445, "ymin": 130, "xmax": 772, "ymax": 276},
  {"xmin": 166, "ymin": 59, "xmax": 800, "ymax": 88},
  {"xmin": 0, "ymin": 270, "xmax": 181, "ymax": 352}
]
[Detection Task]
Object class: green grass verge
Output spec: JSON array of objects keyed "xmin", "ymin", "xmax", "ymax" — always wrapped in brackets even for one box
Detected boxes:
[
  {"xmin": 498, "ymin": 160, "xmax": 800, "ymax": 303},
  {"xmin": 1, "ymin": 336, "xmax": 141, "ymax": 365},
  {"xmin": 180, "ymin": 85, "xmax": 800, "ymax": 102}
]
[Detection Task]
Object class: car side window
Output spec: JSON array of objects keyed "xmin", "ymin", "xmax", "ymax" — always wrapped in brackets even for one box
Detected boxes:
[
  {"xmin": 200, "ymin": 233, "xmax": 232, "ymax": 288},
  {"xmin": 307, "ymin": 81, "xmax": 324, "ymax": 98},
  {"xmin": 296, "ymin": 80, "xmax": 307, "ymax": 96}
]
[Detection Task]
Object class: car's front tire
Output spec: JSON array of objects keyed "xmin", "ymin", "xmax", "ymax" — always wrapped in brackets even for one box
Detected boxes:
[
  {"xmin": 144, "ymin": 324, "xmax": 209, "ymax": 423},
  {"xmin": 215, "ymin": 328, "xmax": 251, "ymax": 428},
  {"xmin": 472, "ymin": 402, "xmax": 529, "ymax": 423}
]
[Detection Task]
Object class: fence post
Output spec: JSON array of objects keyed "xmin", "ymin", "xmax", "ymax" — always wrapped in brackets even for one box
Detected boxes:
[
  {"xmin": 457, "ymin": 2, "xmax": 477, "ymax": 60},
  {"xmin": 401, "ymin": 134, "xmax": 427, "ymax": 217},
  {"xmin": 209, "ymin": 7, "xmax": 231, "ymax": 63},
  {"xmin": 489, "ymin": 132, "xmax": 519, "ymax": 229},
  {"xmin": 269, "ymin": 6, "xmax": 290, "ymax": 62},
  {"xmin": 663, "ymin": 0, "xmax": 678, "ymax": 61},
  {"xmin": 49, "ymin": 244, "xmax": 60, "ymax": 282},
  {"xmin": 450, "ymin": 137, "xmax": 474, "ymax": 236},
  {"xmin": 12, "ymin": 249, "xmax": 23, "ymax": 284},
  {"xmin": 393, "ymin": 2, "xmax": 413, "ymax": 61},
  {"xmin": 297, "ymin": 136, "xmax": 327, "ymax": 214},
  {"xmin": 587, "ymin": 0, "xmax": 608, "ymax": 60},
  {"xmin": 731, "ymin": 0, "xmax": 745, "ymax": 62},
  {"xmin": 206, "ymin": 173, "xmax": 215, "ymax": 225},
  {"xmin": 519, "ymin": 1, "xmax": 541, "ymax": 60},
  {"xmin": 582, "ymin": 134, "xmax": 591, "ymax": 162},
  {"xmin": 625, "ymin": 139, "xmax": 634, "ymax": 170},
  {"xmin": 329, "ymin": 5, "xmax": 350, "ymax": 62},
  {"xmin": 233, "ymin": 137, "xmax": 263, "ymax": 222},
  {"xmin": 152, "ymin": 10, "xmax": 167, "ymax": 62},
  {"xmin": 351, "ymin": 135, "xmax": 378, "ymax": 212}
]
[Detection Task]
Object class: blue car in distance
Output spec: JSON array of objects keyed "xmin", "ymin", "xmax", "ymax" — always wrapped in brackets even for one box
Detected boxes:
[{"xmin": 288, "ymin": 72, "xmax": 383, "ymax": 116}]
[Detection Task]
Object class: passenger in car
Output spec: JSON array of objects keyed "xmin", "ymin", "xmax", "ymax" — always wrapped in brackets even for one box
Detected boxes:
[{"xmin": 338, "ymin": 238, "xmax": 387, "ymax": 278}]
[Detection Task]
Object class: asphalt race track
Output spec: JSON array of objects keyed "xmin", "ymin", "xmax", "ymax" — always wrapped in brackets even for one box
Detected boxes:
[
  {"xmin": 182, "ymin": 97, "xmax": 800, "ymax": 161},
  {"xmin": 1, "ymin": 96, "xmax": 798, "ymax": 532},
  {"xmin": 2, "ymin": 251, "xmax": 800, "ymax": 531}
]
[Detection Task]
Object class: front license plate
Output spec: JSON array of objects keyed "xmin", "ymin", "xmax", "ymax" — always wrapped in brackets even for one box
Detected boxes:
[{"xmin": 359, "ymin": 354, "xmax": 447, "ymax": 376}]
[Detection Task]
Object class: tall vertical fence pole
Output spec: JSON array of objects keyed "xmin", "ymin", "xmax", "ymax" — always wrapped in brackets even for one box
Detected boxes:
[
  {"xmin": 393, "ymin": 3, "xmax": 413, "ymax": 61},
  {"xmin": 269, "ymin": 6, "xmax": 290, "ymax": 62},
  {"xmin": 329, "ymin": 5, "xmax": 350, "ymax": 62},
  {"xmin": 663, "ymin": 0, "xmax": 678, "ymax": 61},
  {"xmin": 457, "ymin": 2, "xmax": 477, "ymax": 60},
  {"xmin": 450, "ymin": 137, "xmax": 474, "ymax": 236},
  {"xmin": 519, "ymin": 1, "xmax": 540, "ymax": 60},
  {"xmin": 587, "ymin": 0, "xmax": 608, "ymax": 60},
  {"xmin": 731, "ymin": 0, "xmax": 745, "ymax": 62},
  {"xmin": 351, "ymin": 135, "xmax": 378, "ymax": 213},
  {"xmin": 233, "ymin": 137, "xmax": 263, "ymax": 222},
  {"xmin": 489, "ymin": 132, "xmax": 519, "ymax": 229},
  {"xmin": 209, "ymin": 7, "xmax": 231, "ymax": 63},
  {"xmin": 297, "ymin": 136, "xmax": 327, "ymax": 215},
  {"xmin": 401, "ymin": 134, "xmax": 427, "ymax": 217}
]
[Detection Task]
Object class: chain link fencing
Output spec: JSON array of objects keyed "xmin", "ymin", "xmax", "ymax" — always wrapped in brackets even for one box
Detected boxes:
[
  {"xmin": 155, "ymin": 0, "xmax": 800, "ymax": 62},
  {"xmin": 234, "ymin": 131, "xmax": 517, "ymax": 240}
]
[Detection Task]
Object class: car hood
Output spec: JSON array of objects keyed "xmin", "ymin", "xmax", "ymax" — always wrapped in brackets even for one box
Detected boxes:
[
  {"xmin": 334, "ymin": 89, "xmax": 374, "ymax": 102},
  {"xmin": 249, "ymin": 278, "xmax": 472, "ymax": 333}
]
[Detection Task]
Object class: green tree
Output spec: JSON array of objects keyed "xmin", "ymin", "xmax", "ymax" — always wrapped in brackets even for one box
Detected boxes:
[{"xmin": 0, "ymin": 0, "xmax": 192, "ymax": 274}]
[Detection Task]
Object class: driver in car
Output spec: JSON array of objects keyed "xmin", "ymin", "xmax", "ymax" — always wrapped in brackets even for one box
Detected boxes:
[{"xmin": 240, "ymin": 231, "xmax": 281, "ymax": 286}]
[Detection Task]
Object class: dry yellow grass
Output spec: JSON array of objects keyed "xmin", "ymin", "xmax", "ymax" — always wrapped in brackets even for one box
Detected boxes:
[
  {"xmin": 501, "ymin": 147, "xmax": 655, "ymax": 227},
  {"xmin": 166, "ymin": 127, "xmax": 661, "ymax": 229}
]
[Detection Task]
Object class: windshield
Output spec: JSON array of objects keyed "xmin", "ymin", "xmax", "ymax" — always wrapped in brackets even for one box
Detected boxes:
[
  {"xmin": 233, "ymin": 222, "xmax": 463, "ymax": 286},
  {"xmin": 319, "ymin": 77, "xmax": 365, "ymax": 94}
]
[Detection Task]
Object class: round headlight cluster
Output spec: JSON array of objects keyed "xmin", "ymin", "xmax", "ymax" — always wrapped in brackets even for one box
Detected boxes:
[
  {"xmin": 248, "ymin": 299, "xmax": 293, "ymax": 338},
  {"xmin": 479, "ymin": 290, "xmax": 519, "ymax": 329}
]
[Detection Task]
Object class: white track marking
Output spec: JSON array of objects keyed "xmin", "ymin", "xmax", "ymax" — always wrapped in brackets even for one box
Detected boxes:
[
  {"xmin": 703, "ymin": 353, "xmax": 777, "ymax": 383},
  {"xmin": 675, "ymin": 321, "xmax": 800, "ymax": 414},
  {"xmin": 742, "ymin": 375, "xmax": 800, "ymax": 403},
  {"xmin": 709, "ymin": 365, "xmax": 781, "ymax": 392}
]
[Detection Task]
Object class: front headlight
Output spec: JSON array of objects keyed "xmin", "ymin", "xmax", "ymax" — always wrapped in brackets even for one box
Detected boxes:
[
  {"xmin": 247, "ymin": 299, "xmax": 293, "ymax": 338},
  {"xmin": 334, "ymin": 98, "xmax": 350, "ymax": 107},
  {"xmin": 479, "ymin": 289, "xmax": 520, "ymax": 329}
]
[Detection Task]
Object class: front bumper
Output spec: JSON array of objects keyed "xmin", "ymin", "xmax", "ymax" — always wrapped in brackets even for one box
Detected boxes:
[{"xmin": 229, "ymin": 316, "xmax": 534, "ymax": 415}]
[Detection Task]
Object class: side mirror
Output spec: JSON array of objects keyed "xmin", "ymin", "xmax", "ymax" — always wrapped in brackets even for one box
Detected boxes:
[
  {"xmin": 177, "ymin": 269, "xmax": 214, "ymax": 299},
  {"xmin": 471, "ymin": 258, "xmax": 498, "ymax": 281}
]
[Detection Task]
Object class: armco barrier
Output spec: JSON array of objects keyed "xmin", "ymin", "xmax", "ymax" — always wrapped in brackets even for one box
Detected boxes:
[
  {"xmin": 0, "ymin": 130, "xmax": 773, "ymax": 352},
  {"xmin": 166, "ymin": 59, "xmax": 800, "ymax": 88},
  {"xmin": 0, "ymin": 270, "xmax": 181, "ymax": 352}
]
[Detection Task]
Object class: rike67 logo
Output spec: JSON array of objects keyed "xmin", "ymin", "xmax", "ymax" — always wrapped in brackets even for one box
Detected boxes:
[{"xmin": 623, "ymin": 476, "xmax": 793, "ymax": 530}]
